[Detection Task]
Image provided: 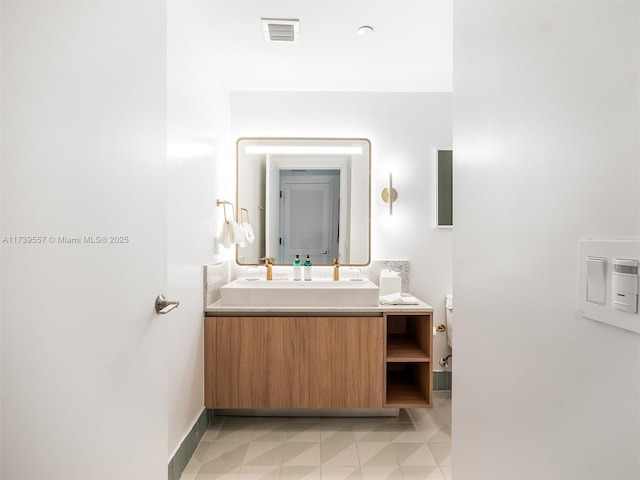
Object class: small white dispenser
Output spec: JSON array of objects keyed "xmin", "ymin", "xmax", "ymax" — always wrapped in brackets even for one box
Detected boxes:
[
  {"xmin": 612, "ymin": 258, "xmax": 639, "ymax": 314},
  {"xmin": 379, "ymin": 269, "xmax": 401, "ymax": 296}
]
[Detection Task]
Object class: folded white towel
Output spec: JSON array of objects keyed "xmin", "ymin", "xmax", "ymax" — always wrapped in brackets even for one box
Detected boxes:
[{"xmin": 379, "ymin": 293, "xmax": 420, "ymax": 305}]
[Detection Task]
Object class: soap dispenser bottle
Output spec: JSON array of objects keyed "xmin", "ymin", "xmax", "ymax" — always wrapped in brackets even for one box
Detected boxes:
[
  {"xmin": 303, "ymin": 255, "xmax": 312, "ymax": 281},
  {"xmin": 293, "ymin": 255, "xmax": 302, "ymax": 281}
]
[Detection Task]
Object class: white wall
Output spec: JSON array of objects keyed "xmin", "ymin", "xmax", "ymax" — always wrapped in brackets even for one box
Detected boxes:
[
  {"xmin": 167, "ymin": 2, "xmax": 231, "ymax": 460},
  {"xmin": 230, "ymin": 91, "xmax": 453, "ymax": 365},
  {"xmin": 453, "ymin": 2, "xmax": 640, "ymax": 479},
  {"xmin": 1, "ymin": 2, "xmax": 168, "ymax": 478}
]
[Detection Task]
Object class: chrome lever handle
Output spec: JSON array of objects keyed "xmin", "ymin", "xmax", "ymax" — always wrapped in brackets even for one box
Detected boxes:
[{"xmin": 155, "ymin": 295, "xmax": 179, "ymax": 314}]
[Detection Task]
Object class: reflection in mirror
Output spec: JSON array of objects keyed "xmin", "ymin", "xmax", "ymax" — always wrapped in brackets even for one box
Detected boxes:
[{"xmin": 236, "ymin": 138, "xmax": 370, "ymax": 266}]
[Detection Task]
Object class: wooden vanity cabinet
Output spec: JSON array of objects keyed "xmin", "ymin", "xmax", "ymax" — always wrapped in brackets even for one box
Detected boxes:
[
  {"xmin": 204, "ymin": 310, "xmax": 433, "ymax": 410},
  {"xmin": 205, "ymin": 316, "xmax": 385, "ymax": 409}
]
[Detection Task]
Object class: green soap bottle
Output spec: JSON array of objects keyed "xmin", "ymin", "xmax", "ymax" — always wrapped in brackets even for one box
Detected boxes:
[
  {"xmin": 293, "ymin": 255, "xmax": 302, "ymax": 281},
  {"xmin": 303, "ymin": 255, "xmax": 312, "ymax": 281}
]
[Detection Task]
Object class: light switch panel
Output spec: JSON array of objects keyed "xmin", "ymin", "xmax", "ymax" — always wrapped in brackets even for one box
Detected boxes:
[
  {"xmin": 579, "ymin": 240, "xmax": 640, "ymax": 334},
  {"xmin": 586, "ymin": 256, "xmax": 606, "ymax": 305}
]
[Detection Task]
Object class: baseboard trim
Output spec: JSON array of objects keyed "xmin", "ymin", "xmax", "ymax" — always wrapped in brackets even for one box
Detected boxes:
[
  {"xmin": 168, "ymin": 409, "xmax": 209, "ymax": 480},
  {"xmin": 433, "ymin": 371, "xmax": 452, "ymax": 391}
]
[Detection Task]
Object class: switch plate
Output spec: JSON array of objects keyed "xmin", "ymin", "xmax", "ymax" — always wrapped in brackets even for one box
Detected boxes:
[
  {"xmin": 578, "ymin": 240, "xmax": 640, "ymax": 334},
  {"xmin": 586, "ymin": 256, "xmax": 606, "ymax": 305}
]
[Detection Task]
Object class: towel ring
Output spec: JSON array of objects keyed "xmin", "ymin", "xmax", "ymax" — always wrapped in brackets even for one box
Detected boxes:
[
  {"xmin": 239, "ymin": 208, "xmax": 250, "ymax": 225},
  {"xmin": 216, "ymin": 199, "xmax": 235, "ymax": 224}
]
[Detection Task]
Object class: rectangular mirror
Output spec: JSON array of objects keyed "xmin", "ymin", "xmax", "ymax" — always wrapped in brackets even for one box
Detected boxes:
[
  {"xmin": 436, "ymin": 149, "xmax": 453, "ymax": 228},
  {"xmin": 236, "ymin": 138, "xmax": 371, "ymax": 266}
]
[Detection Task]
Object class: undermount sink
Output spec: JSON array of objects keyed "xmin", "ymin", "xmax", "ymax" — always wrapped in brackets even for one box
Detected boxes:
[{"xmin": 220, "ymin": 278, "xmax": 380, "ymax": 307}]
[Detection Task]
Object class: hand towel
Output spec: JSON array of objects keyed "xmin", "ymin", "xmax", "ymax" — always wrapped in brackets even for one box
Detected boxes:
[
  {"xmin": 218, "ymin": 222, "xmax": 232, "ymax": 248},
  {"xmin": 379, "ymin": 292, "xmax": 420, "ymax": 305},
  {"xmin": 229, "ymin": 220, "xmax": 247, "ymax": 247}
]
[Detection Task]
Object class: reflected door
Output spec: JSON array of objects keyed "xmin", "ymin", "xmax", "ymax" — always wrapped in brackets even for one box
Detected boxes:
[{"xmin": 280, "ymin": 170, "xmax": 339, "ymax": 264}]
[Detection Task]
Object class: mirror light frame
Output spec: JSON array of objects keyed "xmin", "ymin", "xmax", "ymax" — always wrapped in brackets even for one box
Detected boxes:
[{"xmin": 235, "ymin": 137, "xmax": 372, "ymax": 267}]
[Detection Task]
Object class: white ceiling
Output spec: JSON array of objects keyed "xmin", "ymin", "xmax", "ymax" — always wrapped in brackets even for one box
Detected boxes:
[{"xmin": 170, "ymin": 1, "xmax": 453, "ymax": 92}]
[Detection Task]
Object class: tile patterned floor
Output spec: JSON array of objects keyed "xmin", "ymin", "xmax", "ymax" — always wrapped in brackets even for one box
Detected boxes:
[{"xmin": 181, "ymin": 392, "xmax": 451, "ymax": 480}]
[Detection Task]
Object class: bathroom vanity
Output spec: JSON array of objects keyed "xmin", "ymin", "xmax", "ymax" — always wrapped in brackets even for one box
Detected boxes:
[
  {"xmin": 206, "ymin": 137, "xmax": 434, "ymax": 411},
  {"xmin": 203, "ymin": 303, "xmax": 433, "ymax": 410}
]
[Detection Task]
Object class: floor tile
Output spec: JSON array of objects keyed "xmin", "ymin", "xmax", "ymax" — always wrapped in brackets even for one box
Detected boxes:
[
  {"xmin": 413, "ymin": 422, "xmax": 442, "ymax": 441},
  {"xmin": 237, "ymin": 465, "xmax": 280, "ymax": 480},
  {"xmin": 205, "ymin": 441, "xmax": 249, "ymax": 465},
  {"xmin": 202, "ymin": 423, "xmax": 224, "ymax": 442},
  {"xmin": 391, "ymin": 442, "xmax": 438, "ymax": 466},
  {"xmin": 197, "ymin": 460, "xmax": 241, "ymax": 479},
  {"xmin": 322, "ymin": 429, "xmax": 357, "ymax": 442},
  {"xmin": 385, "ymin": 409, "xmax": 413, "ymax": 423},
  {"xmin": 216, "ymin": 422, "xmax": 255, "ymax": 443},
  {"xmin": 320, "ymin": 442, "xmax": 359, "ymax": 466},
  {"xmin": 359, "ymin": 465, "xmax": 403, "ymax": 479},
  {"xmin": 319, "ymin": 417, "xmax": 354, "ymax": 427},
  {"xmin": 279, "ymin": 465, "xmax": 321, "ymax": 479},
  {"xmin": 250, "ymin": 426, "xmax": 289, "ymax": 443},
  {"xmin": 243, "ymin": 442, "xmax": 284, "ymax": 466},
  {"xmin": 423, "ymin": 423, "xmax": 451, "ymax": 443},
  {"xmin": 286, "ymin": 423, "xmax": 322, "ymax": 442},
  {"xmin": 356, "ymin": 442, "xmax": 398, "ymax": 467},
  {"xmin": 190, "ymin": 441, "xmax": 214, "ymax": 465},
  {"xmin": 281, "ymin": 442, "xmax": 321, "ymax": 466},
  {"xmin": 180, "ymin": 471, "xmax": 198, "ymax": 480},
  {"xmin": 439, "ymin": 465, "xmax": 453, "ymax": 480},
  {"xmin": 401, "ymin": 466, "xmax": 446, "ymax": 480},
  {"xmin": 321, "ymin": 465, "xmax": 362, "ymax": 479},
  {"xmin": 411, "ymin": 407, "xmax": 452, "ymax": 426},
  {"xmin": 385, "ymin": 423, "xmax": 425, "ymax": 443},
  {"xmin": 349, "ymin": 423, "xmax": 390, "ymax": 442},
  {"xmin": 427, "ymin": 443, "xmax": 451, "ymax": 466},
  {"xmin": 183, "ymin": 394, "xmax": 452, "ymax": 480}
]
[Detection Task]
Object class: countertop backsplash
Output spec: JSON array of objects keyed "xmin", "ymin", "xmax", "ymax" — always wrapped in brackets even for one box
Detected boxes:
[{"xmin": 204, "ymin": 261, "xmax": 230, "ymax": 309}]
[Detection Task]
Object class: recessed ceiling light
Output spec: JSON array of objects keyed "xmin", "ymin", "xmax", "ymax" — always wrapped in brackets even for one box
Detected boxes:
[{"xmin": 357, "ymin": 25, "xmax": 374, "ymax": 36}]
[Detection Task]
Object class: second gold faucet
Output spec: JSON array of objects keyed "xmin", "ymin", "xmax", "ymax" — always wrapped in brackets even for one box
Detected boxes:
[{"xmin": 260, "ymin": 256, "xmax": 274, "ymax": 280}]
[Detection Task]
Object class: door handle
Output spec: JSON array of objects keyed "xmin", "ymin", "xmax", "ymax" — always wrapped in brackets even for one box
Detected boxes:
[
  {"xmin": 322, "ymin": 250, "xmax": 328, "ymax": 254},
  {"xmin": 155, "ymin": 295, "xmax": 179, "ymax": 314}
]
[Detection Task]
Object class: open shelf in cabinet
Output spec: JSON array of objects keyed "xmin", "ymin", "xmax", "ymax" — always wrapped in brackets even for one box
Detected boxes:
[
  {"xmin": 385, "ymin": 363, "xmax": 431, "ymax": 407},
  {"xmin": 384, "ymin": 312, "xmax": 432, "ymax": 407},
  {"xmin": 386, "ymin": 335, "xmax": 430, "ymax": 362},
  {"xmin": 385, "ymin": 314, "xmax": 430, "ymax": 361}
]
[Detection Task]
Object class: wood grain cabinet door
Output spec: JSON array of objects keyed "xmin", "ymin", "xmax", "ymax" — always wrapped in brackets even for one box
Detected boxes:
[
  {"xmin": 304, "ymin": 317, "xmax": 384, "ymax": 408},
  {"xmin": 206, "ymin": 316, "xmax": 384, "ymax": 409},
  {"xmin": 213, "ymin": 316, "xmax": 302, "ymax": 409}
]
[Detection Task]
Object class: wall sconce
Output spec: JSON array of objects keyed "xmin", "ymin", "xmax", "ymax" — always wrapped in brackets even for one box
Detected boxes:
[{"xmin": 381, "ymin": 172, "xmax": 398, "ymax": 215}]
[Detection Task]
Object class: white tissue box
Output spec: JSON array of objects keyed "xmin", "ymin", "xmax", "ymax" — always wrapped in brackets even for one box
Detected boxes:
[{"xmin": 379, "ymin": 270, "xmax": 401, "ymax": 296}]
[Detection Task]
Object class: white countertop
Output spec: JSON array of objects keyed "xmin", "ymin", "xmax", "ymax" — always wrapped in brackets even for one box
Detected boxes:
[{"xmin": 205, "ymin": 299, "xmax": 433, "ymax": 315}]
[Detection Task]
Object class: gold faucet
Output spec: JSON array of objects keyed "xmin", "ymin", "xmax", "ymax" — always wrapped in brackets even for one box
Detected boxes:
[
  {"xmin": 261, "ymin": 257, "xmax": 274, "ymax": 280},
  {"xmin": 333, "ymin": 257, "xmax": 340, "ymax": 281}
]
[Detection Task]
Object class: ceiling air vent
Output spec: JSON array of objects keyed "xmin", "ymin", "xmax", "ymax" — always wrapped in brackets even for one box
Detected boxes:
[{"xmin": 261, "ymin": 18, "xmax": 300, "ymax": 43}]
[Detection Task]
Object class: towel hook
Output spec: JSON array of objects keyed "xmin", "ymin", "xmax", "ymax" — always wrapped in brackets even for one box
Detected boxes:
[{"xmin": 216, "ymin": 199, "xmax": 236, "ymax": 224}]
